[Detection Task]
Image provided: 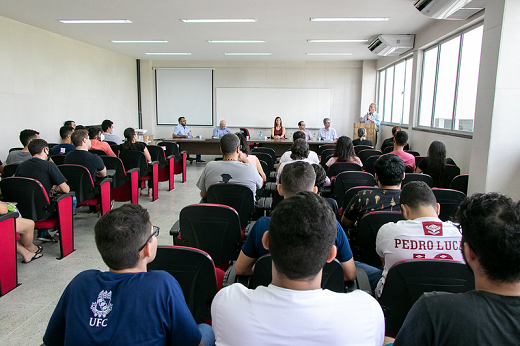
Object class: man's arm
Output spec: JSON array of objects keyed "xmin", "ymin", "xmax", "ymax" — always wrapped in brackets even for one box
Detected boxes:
[
  {"xmin": 57, "ymin": 182, "xmax": 70, "ymax": 194},
  {"xmin": 234, "ymin": 251, "xmax": 257, "ymax": 276},
  {"xmin": 341, "ymin": 258, "xmax": 357, "ymax": 281},
  {"xmin": 341, "ymin": 214, "xmax": 356, "ymax": 229},
  {"xmin": 200, "ymin": 190, "xmax": 207, "ymax": 198},
  {"xmin": 172, "ymin": 134, "xmax": 188, "ymax": 138},
  {"xmin": 96, "ymin": 167, "xmax": 107, "ymax": 177}
]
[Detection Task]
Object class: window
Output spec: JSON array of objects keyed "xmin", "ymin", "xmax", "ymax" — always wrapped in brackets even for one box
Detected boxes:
[
  {"xmin": 377, "ymin": 57, "xmax": 414, "ymax": 125},
  {"xmin": 418, "ymin": 25, "xmax": 483, "ymax": 132}
]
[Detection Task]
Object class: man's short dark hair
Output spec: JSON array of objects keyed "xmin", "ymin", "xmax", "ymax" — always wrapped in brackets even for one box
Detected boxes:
[
  {"xmin": 323, "ymin": 118, "xmax": 330, "ymax": 124},
  {"xmin": 298, "ymin": 121, "xmax": 304, "ymax": 126},
  {"xmin": 95, "ymin": 204, "xmax": 152, "ymax": 270},
  {"xmin": 71, "ymin": 129, "xmax": 89, "ymax": 147},
  {"xmin": 28, "ymin": 138, "xmax": 48, "ymax": 156},
  {"xmin": 220, "ymin": 133, "xmax": 240, "ymax": 155},
  {"xmin": 178, "ymin": 116, "xmax": 185, "ymax": 123},
  {"xmin": 88, "ymin": 126, "xmax": 102, "ymax": 140},
  {"xmin": 290, "ymin": 139, "xmax": 309, "ymax": 160},
  {"xmin": 269, "ymin": 191, "xmax": 336, "ymax": 280},
  {"xmin": 64, "ymin": 120, "xmax": 75, "ymax": 127},
  {"xmin": 19, "ymin": 129, "xmax": 39, "ymax": 147},
  {"xmin": 293, "ymin": 131, "xmax": 305, "ymax": 141},
  {"xmin": 375, "ymin": 154, "xmax": 405, "ymax": 186},
  {"xmin": 312, "ymin": 164, "xmax": 327, "ymax": 194},
  {"xmin": 59, "ymin": 126, "xmax": 74, "ymax": 140},
  {"xmin": 454, "ymin": 193, "xmax": 520, "ymax": 283},
  {"xmin": 400, "ymin": 181, "xmax": 437, "ymax": 210},
  {"xmin": 101, "ymin": 120, "xmax": 113, "ymax": 132},
  {"xmin": 279, "ymin": 161, "xmax": 315, "ymax": 198},
  {"xmin": 394, "ymin": 130, "xmax": 408, "ymax": 146}
]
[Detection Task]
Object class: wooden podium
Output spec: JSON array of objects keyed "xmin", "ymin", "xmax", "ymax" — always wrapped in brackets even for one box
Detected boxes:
[{"xmin": 353, "ymin": 122, "xmax": 377, "ymax": 146}]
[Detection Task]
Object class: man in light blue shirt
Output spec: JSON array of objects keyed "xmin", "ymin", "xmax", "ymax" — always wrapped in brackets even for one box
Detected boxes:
[
  {"xmin": 172, "ymin": 116, "xmax": 204, "ymax": 163},
  {"xmin": 101, "ymin": 119, "xmax": 123, "ymax": 145},
  {"xmin": 212, "ymin": 120, "xmax": 231, "ymax": 138},
  {"xmin": 359, "ymin": 103, "xmax": 381, "ymax": 143},
  {"xmin": 318, "ymin": 118, "xmax": 338, "ymax": 142}
]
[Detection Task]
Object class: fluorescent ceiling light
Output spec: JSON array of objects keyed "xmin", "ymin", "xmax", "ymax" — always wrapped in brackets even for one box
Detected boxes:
[
  {"xmin": 181, "ymin": 19, "xmax": 256, "ymax": 23},
  {"xmin": 306, "ymin": 53, "xmax": 353, "ymax": 56},
  {"xmin": 208, "ymin": 40, "xmax": 265, "ymax": 43},
  {"xmin": 145, "ymin": 53, "xmax": 192, "ymax": 55},
  {"xmin": 224, "ymin": 53, "xmax": 271, "ymax": 56},
  {"xmin": 308, "ymin": 39, "xmax": 368, "ymax": 43},
  {"xmin": 310, "ymin": 17, "xmax": 389, "ymax": 22},
  {"xmin": 111, "ymin": 40, "xmax": 168, "ymax": 43},
  {"xmin": 59, "ymin": 19, "xmax": 132, "ymax": 24}
]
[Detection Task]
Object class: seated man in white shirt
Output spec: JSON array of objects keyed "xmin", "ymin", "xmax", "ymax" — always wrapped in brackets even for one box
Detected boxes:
[
  {"xmin": 318, "ymin": 117, "xmax": 338, "ymax": 142},
  {"xmin": 278, "ymin": 131, "xmax": 319, "ymax": 165},
  {"xmin": 375, "ymin": 181, "xmax": 464, "ymax": 297},
  {"xmin": 212, "ymin": 120, "xmax": 231, "ymax": 138},
  {"xmin": 101, "ymin": 119, "xmax": 123, "ymax": 145},
  {"xmin": 212, "ymin": 191, "xmax": 384, "ymax": 346}
]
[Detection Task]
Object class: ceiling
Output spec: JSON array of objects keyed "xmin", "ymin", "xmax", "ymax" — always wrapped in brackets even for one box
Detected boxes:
[{"xmin": 0, "ymin": 0, "xmax": 436, "ymax": 61}]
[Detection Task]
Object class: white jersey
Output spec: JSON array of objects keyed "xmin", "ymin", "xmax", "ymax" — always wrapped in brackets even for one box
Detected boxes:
[{"xmin": 279, "ymin": 150, "xmax": 319, "ymax": 165}]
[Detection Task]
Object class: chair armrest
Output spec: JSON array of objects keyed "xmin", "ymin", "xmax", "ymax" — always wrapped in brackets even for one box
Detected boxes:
[
  {"xmin": 126, "ymin": 167, "xmax": 139, "ymax": 175},
  {"xmin": 0, "ymin": 211, "xmax": 18, "ymax": 222},
  {"xmin": 166, "ymin": 155, "xmax": 175, "ymax": 160},
  {"xmin": 169, "ymin": 219, "xmax": 180, "ymax": 237},
  {"xmin": 353, "ymin": 265, "xmax": 373, "ymax": 295},
  {"xmin": 223, "ymin": 261, "xmax": 250, "ymax": 288},
  {"xmin": 51, "ymin": 191, "xmax": 76, "ymax": 203},
  {"xmin": 95, "ymin": 177, "xmax": 113, "ymax": 186},
  {"xmin": 244, "ymin": 220, "xmax": 256, "ymax": 238}
]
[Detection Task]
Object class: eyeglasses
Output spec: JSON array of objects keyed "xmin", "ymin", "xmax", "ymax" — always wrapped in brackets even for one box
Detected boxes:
[{"xmin": 138, "ymin": 225, "xmax": 160, "ymax": 251}]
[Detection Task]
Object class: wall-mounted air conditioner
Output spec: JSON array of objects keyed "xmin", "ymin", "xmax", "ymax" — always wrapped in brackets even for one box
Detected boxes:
[
  {"xmin": 368, "ymin": 35, "xmax": 415, "ymax": 56},
  {"xmin": 414, "ymin": 0, "xmax": 485, "ymax": 20}
]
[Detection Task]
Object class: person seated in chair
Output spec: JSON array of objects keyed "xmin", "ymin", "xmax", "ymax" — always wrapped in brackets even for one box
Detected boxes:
[
  {"xmin": 380, "ymin": 126, "xmax": 402, "ymax": 152},
  {"xmin": 43, "ymin": 204, "xmax": 215, "ymax": 346},
  {"xmin": 50, "ymin": 126, "xmax": 75, "ymax": 156},
  {"xmin": 64, "ymin": 129, "xmax": 106, "ymax": 179},
  {"xmin": 212, "ymin": 120, "xmax": 231, "ymax": 139},
  {"xmin": 375, "ymin": 181, "xmax": 464, "ymax": 298},
  {"xmin": 6, "ymin": 129, "xmax": 40, "ymax": 164},
  {"xmin": 88, "ymin": 127, "xmax": 116, "ymax": 157},
  {"xmin": 352, "ymin": 127, "xmax": 373, "ymax": 147},
  {"xmin": 173, "ymin": 116, "xmax": 204, "ymax": 163},
  {"xmin": 196, "ymin": 133, "xmax": 263, "ymax": 200},
  {"xmin": 279, "ymin": 131, "xmax": 319, "ymax": 165},
  {"xmin": 63, "ymin": 120, "xmax": 76, "ymax": 130},
  {"xmin": 101, "ymin": 119, "xmax": 123, "ymax": 145},
  {"xmin": 387, "ymin": 130, "xmax": 415, "ymax": 172},
  {"xmin": 212, "ymin": 191, "xmax": 384, "ymax": 345},
  {"xmin": 391, "ymin": 192, "xmax": 520, "ymax": 346},
  {"xmin": 120, "ymin": 127, "xmax": 154, "ymax": 197}
]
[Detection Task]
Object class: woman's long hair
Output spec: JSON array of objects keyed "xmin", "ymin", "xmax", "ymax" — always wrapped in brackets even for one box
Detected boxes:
[
  {"xmin": 334, "ymin": 136, "xmax": 357, "ymax": 162},
  {"xmin": 121, "ymin": 127, "xmax": 136, "ymax": 150},
  {"xmin": 273, "ymin": 117, "xmax": 282, "ymax": 128},
  {"xmin": 426, "ymin": 140, "xmax": 447, "ymax": 187},
  {"xmin": 236, "ymin": 132, "xmax": 251, "ymax": 156}
]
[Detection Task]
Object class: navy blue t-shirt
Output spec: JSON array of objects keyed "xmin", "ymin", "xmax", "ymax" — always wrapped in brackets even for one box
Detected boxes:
[
  {"xmin": 64, "ymin": 150, "xmax": 105, "ymax": 179},
  {"xmin": 50, "ymin": 143, "xmax": 76, "ymax": 156}
]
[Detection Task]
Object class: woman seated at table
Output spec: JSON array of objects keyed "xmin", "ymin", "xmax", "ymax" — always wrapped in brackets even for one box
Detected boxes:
[
  {"xmin": 326, "ymin": 136, "xmax": 362, "ymax": 168},
  {"xmin": 120, "ymin": 127, "xmax": 153, "ymax": 196},
  {"xmin": 271, "ymin": 117, "xmax": 286, "ymax": 139},
  {"xmin": 237, "ymin": 132, "xmax": 266, "ymax": 183},
  {"xmin": 352, "ymin": 127, "xmax": 373, "ymax": 147},
  {"xmin": 415, "ymin": 140, "xmax": 455, "ymax": 188}
]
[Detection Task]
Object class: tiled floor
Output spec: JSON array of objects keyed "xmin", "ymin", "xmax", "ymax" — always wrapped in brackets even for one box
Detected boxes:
[{"xmin": 0, "ymin": 160, "xmax": 211, "ymax": 346}]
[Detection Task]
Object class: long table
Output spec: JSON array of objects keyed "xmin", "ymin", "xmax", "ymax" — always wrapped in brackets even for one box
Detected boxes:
[{"xmin": 161, "ymin": 138, "xmax": 334, "ymax": 156}]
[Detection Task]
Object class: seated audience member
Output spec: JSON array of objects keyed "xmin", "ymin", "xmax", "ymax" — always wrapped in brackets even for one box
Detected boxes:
[
  {"xmin": 88, "ymin": 127, "xmax": 116, "ymax": 157},
  {"xmin": 235, "ymin": 161, "xmax": 356, "ymax": 281},
  {"xmin": 298, "ymin": 120, "xmax": 313, "ymax": 141},
  {"xmin": 415, "ymin": 140, "xmax": 455, "ymax": 188},
  {"xmin": 213, "ymin": 120, "xmax": 231, "ymax": 138},
  {"xmin": 63, "ymin": 120, "xmax": 76, "ymax": 130},
  {"xmin": 380, "ymin": 125, "xmax": 401, "ymax": 152},
  {"xmin": 101, "ymin": 119, "xmax": 123, "ymax": 145},
  {"xmin": 312, "ymin": 163, "xmax": 331, "ymax": 192},
  {"xmin": 352, "ymin": 127, "xmax": 374, "ymax": 147},
  {"xmin": 50, "ymin": 126, "xmax": 75, "ymax": 156},
  {"xmin": 0, "ymin": 159, "xmax": 4, "ymax": 176},
  {"xmin": 326, "ymin": 135, "xmax": 362, "ymax": 168},
  {"xmin": 196, "ymin": 133, "xmax": 263, "ymax": 199},
  {"xmin": 212, "ymin": 191, "xmax": 384, "ymax": 345},
  {"xmin": 64, "ymin": 129, "xmax": 106, "ymax": 179},
  {"xmin": 388, "ymin": 130, "xmax": 415, "ymax": 171},
  {"xmin": 341, "ymin": 154, "xmax": 404, "ymax": 229},
  {"xmin": 43, "ymin": 204, "xmax": 214, "ymax": 346},
  {"xmin": 392, "ymin": 192, "xmax": 520, "ymax": 346},
  {"xmin": 318, "ymin": 117, "xmax": 338, "ymax": 142},
  {"xmin": 279, "ymin": 131, "xmax": 319, "ymax": 165},
  {"xmin": 120, "ymin": 127, "xmax": 153, "ymax": 197},
  {"xmin": 172, "ymin": 116, "xmax": 204, "ymax": 163},
  {"xmin": 237, "ymin": 132, "xmax": 266, "ymax": 183},
  {"xmin": 375, "ymin": 181, "xmax": 464, "ymax": 297},
  {"xmin": 276, "ymin": 139, "xmax": 314, "ymax": 183},
  {"xmin": 6, "ymin": 129, "xmax": 40, "ymax": 164},
  {"xmin": 271, "ymin": 116, "xmax": 285, "ymax": 139},
  {"xmin": 0, "ymin": 202, "xmax": 43, "ymax": 263}
]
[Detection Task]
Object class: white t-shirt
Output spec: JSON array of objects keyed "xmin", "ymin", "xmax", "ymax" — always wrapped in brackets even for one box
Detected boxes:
[
  {"xmin": 276, "ymin": 158, "xmax": 317, "ymax": 184},
  {"xmin": 212, "ymin": 283, "xmax": 384, "ymax": 346},
  {"xmin": 196, "ymin": 160, "xmax": 263, "ymax": 196},
  {"xmin": 279, "ymin": 150, "xmax": 319, "ymax": 165},
  {"xmin": 375, "ymin": 216, "xmax": 464, "ymax": 297}
]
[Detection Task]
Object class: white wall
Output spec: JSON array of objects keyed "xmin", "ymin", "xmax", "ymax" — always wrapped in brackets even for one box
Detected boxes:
[{"xmin": 0, "ymin": 15, "xmax": 137, "ymax": 161}]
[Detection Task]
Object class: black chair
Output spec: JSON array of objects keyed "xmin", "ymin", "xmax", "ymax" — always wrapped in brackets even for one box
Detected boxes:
[
  {"xmin": 364, "ymin": 155, "xmax": 380, "ymax": 175},
  {"xmin": 207, "ymin": 184, "xmax": 255, "ymax": 230},
  {"xmin": 354, "ymin": 145, "xmax": 373, "ymax": 155},
  {"xmin": 333, "ymin": 171, "xmax": 376, "ymax": 207},
  {"xmin": 109, "ymin": 144, "xmax": 120, "ymax": 157},
  {"xmin": 50, "ymin": 155, "xmax": 66, "ymax": 165},
  {"xmin": 414, "ymin": 156, "xmax": 427, "ymax": 169},
  {"xmin": 327, "ymin": 162, "xmax": 363, "ymax": 178},
  {"xmin": 147, "ymin": 145, "xmax": 175, "ymax": 191},
  {"xmin": 450, "ymin": 174, "xmax": 469, "ymax": 195},
  {"xmin": 259, "ymin": 160, "xmax": 269, "ymax": 179},
  {"xmin": 88, "ymin": 149, "xmax": 106, "ymax": 156},
  {"xmin": 3, "ymin": 164, "xmax": 19, "ymax": 177},
  {"xmin": 358, "ymin": 149, "xmax": 382, "ymax": 166},
  {"xmin": 383, "ymin": 146, "xmax": 394, "ymax": 154},
  {"xmin": 320, "ymin": 153, "xmax": 334, "ymax": 170},
  {"xmin": 402, "ymin": 173, "xmax": 433, "ymax": 187},
  {"xmin": 404, "ymin": 150, "xmax": 420, "ymax": 157},
  {"xmin": 147, "ymin": 246, "xmax": 219, "ymax": 324},
  {"xmin": 432, "ymin": 188, "xmax": 466, "ymax": 222},
  {"xmin": 170, "ymin": 204, "xmax": 242, "ymax": 268},
  {"xmin": 252, "ymin": 152, "xmax": 274, "ymax": 173},
  {"xmin": 47, "ymin": 143, "xmax": 59, "ymax": 149},
  {"xmin": 100, "ymin": 156, "xmax": 139, "ymax": 204},
  {"xmin": 157, "ymin": 141, "xmax": 187, "ymax": 183},
  {"xmin": 0, "ymin": 212, "xmax": 18, "ymax": 296},
  {"xmin": 318, "ymin": 144, "xmax": 336, "ymax": 156},
  {"xmin": 442, "ymin": 164, "xmax": 461, "ymax": 189},
  {"xmin": 251, "ymin": 147, "xmax": 276, "ymax": 162},
  {"xmin": 8, "ymin": 147, "xmax": 23, "ymax": 153},
  {"xmin": 119, "ymin": 150, "xmax": 159, "ymax": 201},
  {"xmin": 379, "ymin": 259, "xmax": 474, "ymax": 337},
  {"xmin": 249, "ymin": 254, "xmax": 345, "ymax": 293},
  {"xmin": 0, "ymin": 177, "xmax": 75, "ymax": 259}
]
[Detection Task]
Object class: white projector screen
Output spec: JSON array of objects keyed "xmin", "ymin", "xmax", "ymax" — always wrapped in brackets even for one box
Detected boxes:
[
  {"xmin": 216, "ymin": 87, "xmax": 331, "ymax": 129},
  {"xmin": 155, "ymin": 68, "xmax": 213, "ymax": 125}
]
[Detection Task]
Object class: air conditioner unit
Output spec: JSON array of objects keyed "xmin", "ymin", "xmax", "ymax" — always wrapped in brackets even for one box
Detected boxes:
[
  {"xmin": 414, "ymin": 0, "xmax": 485, "ymax": 20},
  {"xmin": 368, "ymin": 35, "xmax": 415, "ymax": 56}
]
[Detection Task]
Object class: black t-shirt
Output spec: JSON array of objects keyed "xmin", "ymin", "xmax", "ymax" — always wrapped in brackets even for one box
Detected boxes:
[
  {"xmin": 64, "ymin": 150, "xmax": 105, "ymax": 179},
  {"xmin": 15, "ymin": 157, "xmax": 67, "ymax": 196},
  {"xmin": 353, "ymin": 138, "xmax": 374, "ymax": 147},
  {"xmin": 381, "ymin": 137, "xmax": 394, "ymax": 151},
  {"xmin": 120, "ymin": 142, "xmax": 146, "ymax": 153}
]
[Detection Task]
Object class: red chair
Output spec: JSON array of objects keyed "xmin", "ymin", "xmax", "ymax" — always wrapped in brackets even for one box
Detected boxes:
[
  {"xmin": 207, "ymin": 184, "xmax": 255, "ymax": 230},
  {"xmin": 157, "ymin": 142, "xmax": 187, "ymax": 183},
  {"xmin": 0, "ymin": 177, "xmax": 75, "ymax": 259},
  {"xmin": 100, "ymin": 156, "xmax": 139, "ymax": 204},
  {"xmin": 0, "ymin": 212, "xmax": 18, "ymax": 296},
  {"xmin": 119, "ymin": 150, "xmax": 159, "ymax": 202},
  {"xmin": 147, "ymin": 145, "xmax": 175, "ymax": 191}
]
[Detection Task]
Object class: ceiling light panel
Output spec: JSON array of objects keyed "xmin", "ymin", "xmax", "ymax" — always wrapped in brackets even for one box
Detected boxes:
[
  {"xmin": 306, "ymin": 53, "xmax": 353, "ymax": 56},
  {"xmin": 224, "ymin": 53, "xmax": 271, "ymax": 56},
  {"xmin": 111, "ymin": 40, "xmax": 168, "ymax": 43},
  {"xmin": 145, "ymin": 53, "xmax": 192, "ymax": 55},
  {"xmin": 59, "ymin": 19, "xmax": 132, "ymax": 24},
  {"xmin": 308, "ymin": 39, "xmax": 368, "ymax": 43},
  {"xmin": 181, "ymin": 19, "xmax": 256, "ymax": 23},
  {"xmin": 310, "ymin": 17, "xmax": 389, "ymax": 22},
  {"xmin": 208, "ymin": 40, "xmax": 265, "ymax": 43}
]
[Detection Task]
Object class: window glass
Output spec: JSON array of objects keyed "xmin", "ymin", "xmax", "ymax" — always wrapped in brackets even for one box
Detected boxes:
[
  {"xmin": 378, "ymin": 70, "xmax": 386, "ymax": 121},
  {"xmin": 384, "ymin": 66, "xmax": 394, "ymax": 124},
  {"xmin": 402, "ymin": 58, "xmax": 414, "ymax": 125},
  {"xmin": 392, "ymin": 61, "xmax": 406, "ymax": 124},
  {"xmin": 418, "ymin": 47, "xmax": 438, "ymax": 127}
]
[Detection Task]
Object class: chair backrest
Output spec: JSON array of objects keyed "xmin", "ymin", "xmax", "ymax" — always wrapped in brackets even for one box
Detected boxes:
[
  {"xmin": 355, "ymin": 211, "xmax": 404, "ymax": 268},
  {"xmin": 317, "ymin": 144, "xmax": 335, "ymax": 156},
  {"xmin": 88, "ymin": 149, "xmax": 106, "ymax": 156},
  {"xmin": 414, "ymin": 156, "xmax": 427, "ymax": 168},
  {"xmin": 442, "ymin": 164, "xmax": 461, "ymax": 188},
  {"xmin": 354, "ymin": 145, "xmax": 373, "ymax": 155},
  {"xmin": 147, "ymin": 245, "xmax": 218, "ymax": 324},
  {"xmin": 327, "ymin": 162, "xmax": 363, "ymax": 178},
  {"xmin": 0, "ymin": 177, "xmax": 53, "ymax": 221},
  {"xmin": 239, "ymin": 128, "xmax": 251, "ymax": 139},
  {"xmin": 51, "ymin": 155, "xmax": 66, "ymax": 165},
  {"xmin": 109, "ymin": 144, "xmax": 120, "ymax": 157},
  {"xmin": 363, "ymin": 155, "xmax": 381, "ymax": 175},
  {"xmin": 3, "ymin": 164, "xmax": 19, "ymax": 177},
  {"xmin": 379, "ymin": 259, "xmax": 474, "ymax": 337},
  {"xmin": 404, "ymin": 150, "xmax": 420, "ymax": 157},
  {"xmin": 8, "ymin": 147, "xmax": 23, "ymax": 153},
  {"xmin": 252, "ymin": 152, "xmax": 274, "ymax": 171},
  {"xmin": 179, "ymin": 204, "xmax": 242, "ymax": 266},
  {"xmin": 432, "ymin": 188, "xmax": 466, "ymax": 222},
  {"xmin": 157, "ymin": 142, "xmax": 182, "ymax": 162},
  {"xmin": 321, "ymin": 153, "xmax": 334, "ymax": 170},
  {"xmin": 58, "ymin": 164, "xmax": 97, "ymax": 202},
  {"xmin": 383, "ymin": 146, "xmax": 393, "ymax": 154},
  {"xmin": 450, "ymin": 174, "xmax": 469, "ymax": 195},
  {"xmin": 402, "ymin": 173, "xmax": 433, "ymax": 187},
  {"xmin": 333, "ymin": 171, "xmax": 377, "ymax": 207},
  {"xmin": 249, "ymin": 255, "xmax": 345, "ymax": 293},
  {"xmin": 206, "ymin": 184, "xmax": 255, "ymax": 228},
  {"xmin": 100, "ymin": 156, "xmax": 127, "ymax": 187},
  {"xmin": 342, "ymin": 186, "xmax": 378, "ymax": 213},
  {"xmin": 147, "ymin": 145, "xmax": 167, "ymax": 168},
  {"xmin": 259, "ymin": 160, "xmax": 269, "ymax": 178},
  {"xmin": 358, "ymin": 149, "xmax": 382, "ymax": 165},
  {"xmin": 119, "ymin": 150, "xmax": 148, "ymax": 178},
  {"xmin": 251, "ymin": 147, "xmax": 275, "ymax": 161}
]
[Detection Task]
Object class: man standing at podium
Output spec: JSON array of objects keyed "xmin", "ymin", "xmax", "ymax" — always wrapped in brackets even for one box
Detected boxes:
[{"xmin": 359, "ymin": 103, "xmax": 381, "ymax": 144}]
